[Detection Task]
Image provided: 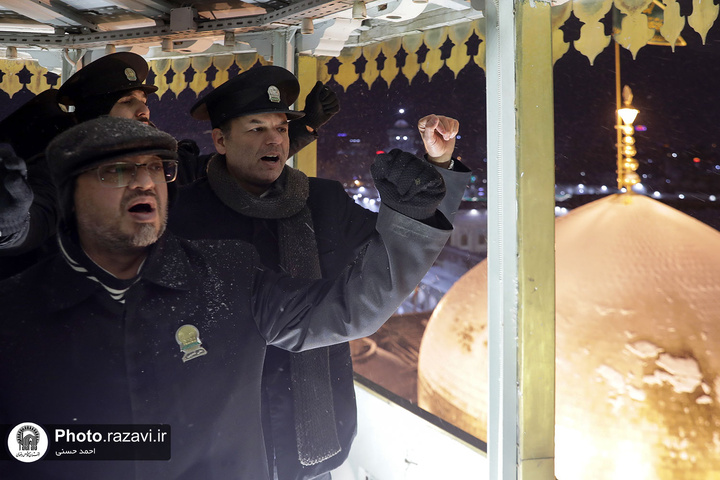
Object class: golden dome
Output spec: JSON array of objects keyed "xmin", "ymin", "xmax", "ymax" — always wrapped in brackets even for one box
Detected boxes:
[{"xmin": 418, "ymin": 194, "xmax": 720, "ymax": 479}]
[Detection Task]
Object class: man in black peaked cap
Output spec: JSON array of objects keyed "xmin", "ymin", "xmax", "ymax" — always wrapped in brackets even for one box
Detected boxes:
[
  {"xmin": 0, "ymin": 115, "xmax": 452, "ymax": 479},
  {"xmin": 56, "ymin": 51, "xmax": 158, "ymax": 124},
  {"xmin": 169, "ymin": 64, "xmax": 472, "ymax": 479}
]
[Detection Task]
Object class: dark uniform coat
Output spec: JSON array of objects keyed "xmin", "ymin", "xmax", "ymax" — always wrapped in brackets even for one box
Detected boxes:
[
  {"xmin": 168, "ymin": 161, "xmax": 471, "ymax": 479},
  {"xmin": 0, "ymin": 206, "xmax": 451, "ymax": 480}
]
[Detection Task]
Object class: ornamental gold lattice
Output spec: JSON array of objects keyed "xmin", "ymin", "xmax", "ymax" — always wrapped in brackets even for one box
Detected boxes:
[{"xmin": 1, "ymin": 1, "xmax": 719, "ymax": 97}]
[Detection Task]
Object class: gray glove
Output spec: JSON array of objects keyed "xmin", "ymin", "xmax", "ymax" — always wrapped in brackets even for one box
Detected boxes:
[
  {"xmin": 0, "ymin": 145, "xmax": 32, "ymax": 237},
  {"xmin": 371, "ymin": 149, "xmax": 445, "ymax": 220},
  {"xmin": 301, "ymin": 81, "xmax": 340, "ymax": 131}
]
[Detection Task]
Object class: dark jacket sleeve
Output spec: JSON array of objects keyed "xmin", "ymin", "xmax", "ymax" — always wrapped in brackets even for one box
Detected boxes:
[
  {"xmin": 175, "ymin": 139, "xmax": 211, "ymax": 186},
  {"xmin": 252, "ymin": 206, "xmax": 452, "ymax": 351},
  {"xmin": 0, "ymin": 156, "xmax": 58, "ymax": 255},
  {"xmin": 307, "ymin": 159, "xmax": 470, "ymax": 278}
]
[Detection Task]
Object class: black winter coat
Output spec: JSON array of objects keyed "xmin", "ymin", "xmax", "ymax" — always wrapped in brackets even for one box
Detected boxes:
[
  {"xmin": 0, "ymin": 206, "xmax": 451, "ymax": 479},
  {"xmin": 168, "ymin": 161, "xmax": 471, "ymax": 479}
]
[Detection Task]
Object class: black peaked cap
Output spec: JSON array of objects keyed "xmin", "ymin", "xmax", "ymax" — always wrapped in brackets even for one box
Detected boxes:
[
  {"xmin": 57, "ymin": 52, "xmax": 157, "ymax": 107},
  {"xmin": 190, "ymin": 65, "xmax": 305, "ymax": 128}
]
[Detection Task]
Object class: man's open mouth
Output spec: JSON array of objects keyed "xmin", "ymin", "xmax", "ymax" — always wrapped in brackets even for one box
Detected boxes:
[
  {"xmin": 128, "ymin": 203, "xmax": 154, "ymax": 213},
  {"xmin": 126, "ymin": 199, "xmax": 158, "ymax": 222},
  {"xmin": 261, "ymin": 155, "xmax": 280, "ymax": 162}
]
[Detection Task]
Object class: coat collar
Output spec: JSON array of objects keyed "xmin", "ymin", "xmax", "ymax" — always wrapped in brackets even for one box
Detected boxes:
[{"xmin": 47, "ymin": 230, "xmax": 193, "ymax": 312}]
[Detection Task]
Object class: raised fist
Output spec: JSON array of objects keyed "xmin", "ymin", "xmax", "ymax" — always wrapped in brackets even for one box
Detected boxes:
[{"xmin": 418, "ymin": 114, "xmax": 459, "ymax": 166}]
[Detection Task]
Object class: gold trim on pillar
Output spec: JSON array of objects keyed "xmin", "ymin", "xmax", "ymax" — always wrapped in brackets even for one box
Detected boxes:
[{"xmin": 295, "ymin": 54, "xmax": 319, "ymax": 177}]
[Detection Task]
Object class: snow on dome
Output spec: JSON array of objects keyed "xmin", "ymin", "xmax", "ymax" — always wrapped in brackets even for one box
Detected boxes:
[
  {"xmin": 393, "ymin": 119, "xmax": 410, "ymax": 128},
  {"xmin": 418, "ymin": 194, "xmax": 720, "ymax": 479}
]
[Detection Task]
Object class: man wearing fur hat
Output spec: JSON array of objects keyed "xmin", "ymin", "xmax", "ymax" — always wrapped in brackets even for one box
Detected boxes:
[
  {"xmin": 169, "ymin": 64, "xmax": 471, "ymax": 479},
  {"xmin": 0, "ymin": 115, "xmax": 452, "ymax": 479}
]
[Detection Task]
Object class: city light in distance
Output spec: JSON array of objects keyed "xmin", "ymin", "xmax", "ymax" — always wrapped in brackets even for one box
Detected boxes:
[{"xmin": 554, "ymin": 206, "xmax": 569, "ymax": 216}]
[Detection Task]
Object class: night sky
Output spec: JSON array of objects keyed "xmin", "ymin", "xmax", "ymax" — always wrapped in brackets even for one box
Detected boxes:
[
  {"xmin": 316, "ymin": 59, "xmax": 487, "ymax": 184},
  {"xmin": 316, "ymin": 10, "xmax": 720, "ymax": 204},
  {"xmin": 553, "ymin": 11, "xmax": 720, "ymax": 191}
]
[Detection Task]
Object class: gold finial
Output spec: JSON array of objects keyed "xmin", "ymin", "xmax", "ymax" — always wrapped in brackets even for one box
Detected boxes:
[{"xmin": 616, "ymin": 85, "xmax": 640, "ymax": 191}]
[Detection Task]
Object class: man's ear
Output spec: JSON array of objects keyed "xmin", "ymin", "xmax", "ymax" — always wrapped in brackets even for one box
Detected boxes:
[{"xmin": 211, "ymin": 128, "xmax": 227, "ymax": 155}]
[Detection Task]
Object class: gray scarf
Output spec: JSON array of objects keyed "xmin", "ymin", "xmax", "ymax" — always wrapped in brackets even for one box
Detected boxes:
[{"xmin": 207, "ymin": 155, "xmax": 341, "ymax": 466}]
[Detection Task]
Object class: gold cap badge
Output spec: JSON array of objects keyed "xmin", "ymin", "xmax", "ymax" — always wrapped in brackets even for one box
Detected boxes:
[
  {"xmin": 267, "ymin": 85, "xmax": 281, "ymax": 103},
  {"xmin": 124, "ymin": 67, "xmax": 137, "ymax": 82}
]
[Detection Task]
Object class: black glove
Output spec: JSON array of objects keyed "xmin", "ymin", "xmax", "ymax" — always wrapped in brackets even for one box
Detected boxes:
[
  {"xmin": 0, "ymin": 145, "xmax": 33, "ymax": 238},
  {"xmin": 371, "ymin": 149, "xmax": 445, "ymax": 220},
  {"xmin": 178, "ymin": 138, "xmax": 200, "ymax": 158},
  {"xmin": 301, "ymin": 81, "xmax": 340, "ymax": 131}
]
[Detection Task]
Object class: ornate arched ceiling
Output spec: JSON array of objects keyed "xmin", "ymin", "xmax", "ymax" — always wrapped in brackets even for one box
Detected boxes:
[{"xmin": 1, "ymin": 1, "xmax": 719, "ymax": 99}]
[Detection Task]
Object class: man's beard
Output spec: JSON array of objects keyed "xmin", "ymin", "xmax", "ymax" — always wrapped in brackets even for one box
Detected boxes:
[
  {"xmin": 126, "ymin": 220, "xmax": 166, "ymax": 248},
  {"xmin": 78, "ymin": 206, "xmax": 167, "ymax": 253}
]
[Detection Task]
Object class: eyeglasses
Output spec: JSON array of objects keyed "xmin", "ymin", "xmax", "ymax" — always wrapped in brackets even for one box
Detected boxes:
[{"xmin": 88, "ymin": 159, "xmax": 179, "ymax": 188}]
